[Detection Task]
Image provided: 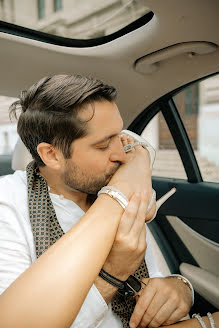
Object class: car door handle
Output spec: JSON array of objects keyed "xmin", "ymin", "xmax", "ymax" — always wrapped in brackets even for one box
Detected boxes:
[{"xmin": 180, "ymin": 262, "xmax": 219, "ymax": 308}]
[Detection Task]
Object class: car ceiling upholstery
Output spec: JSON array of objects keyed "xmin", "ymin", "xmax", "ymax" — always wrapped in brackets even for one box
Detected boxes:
[{"xmin": 0, "ymin": 0, "xmax": 218, "ymax": 127}]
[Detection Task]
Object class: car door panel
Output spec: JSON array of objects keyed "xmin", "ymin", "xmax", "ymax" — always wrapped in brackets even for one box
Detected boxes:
[
  {"xmin": 180, "ymin": 263, "xmax": 219, "ymax": 309},
  {"xmin": 149, "ymin": 178, "xmax": 219, "ymax": 313},
  {"xmin": 166, "ymin": 216, "xmax": 219, "ymax": 276},
  {"xmin": 152, "ymin": 177, "xmax": 219, "ymax": 243}
]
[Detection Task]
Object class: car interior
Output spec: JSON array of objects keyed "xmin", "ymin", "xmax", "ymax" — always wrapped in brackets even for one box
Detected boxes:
[{"xmin": 0, "ymin": 0, "xmax": 218, "ymax": 317}]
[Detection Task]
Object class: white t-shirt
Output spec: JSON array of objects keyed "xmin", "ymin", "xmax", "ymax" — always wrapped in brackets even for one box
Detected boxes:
[{"xmin": 0, "ymin": 170, "xmax": 188, "ymax": 328}]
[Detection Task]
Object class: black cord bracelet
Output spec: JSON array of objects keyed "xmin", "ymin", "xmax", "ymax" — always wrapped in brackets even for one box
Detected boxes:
[
  {"xmin": 99, "ymin": 270, "xmax": 124, "ymax": 289},
  {"xmin": 98, "ymin": 269, "xmax": 142, "ymax": 297},
  {"xmin": 100, "ymin": 268, "xmax": 125, "ymax": 284}
]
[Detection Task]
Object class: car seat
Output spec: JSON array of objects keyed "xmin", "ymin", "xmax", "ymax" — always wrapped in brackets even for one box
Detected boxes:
[{"xmin": 11, "ymin": 137, "xmax": 32, "ymax": 171}]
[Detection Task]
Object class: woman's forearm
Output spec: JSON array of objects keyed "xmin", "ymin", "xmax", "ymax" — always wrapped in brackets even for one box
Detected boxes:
[
  {"xmin": 162, "ymin": 312, "xmax": 219, "ymax": 328},
  {"xmin": 0, "ymin": 195, "xmax": 123, "ymax": 328}
]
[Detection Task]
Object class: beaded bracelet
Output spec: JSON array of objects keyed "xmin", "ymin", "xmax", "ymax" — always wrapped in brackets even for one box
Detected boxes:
[
  {"xmin": 192, "ymin": 314, "xmax": 207, "ymax": 328},
  {"xmin": 192, "ymin": 312, "xmax": 216, "ymax": 328},
  {"xmin": 207, "ymin": 312, "xmax": 216, "ymax": 328}
]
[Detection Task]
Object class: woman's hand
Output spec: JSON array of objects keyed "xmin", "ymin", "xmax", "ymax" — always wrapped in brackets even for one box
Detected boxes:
[
  {"xmin": 102, "ymin": 191, "xmax": 148, "ymax": 281},
  {"xmin": 109, "ymin": 133, "xmax": 156, "ymax": 221}
]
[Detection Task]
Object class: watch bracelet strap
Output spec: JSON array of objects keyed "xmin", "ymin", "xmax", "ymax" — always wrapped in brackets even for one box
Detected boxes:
[
  {"xmin": 98, "ymin": 186, "xmax": 157, "ymax": 214},
  {"xmin": 169, "ymin": 274, "xmax": 194, "ymax": 305},
  {"xmin": 97, "ymin": 186, "xmax": 129, "ymax": 209}
]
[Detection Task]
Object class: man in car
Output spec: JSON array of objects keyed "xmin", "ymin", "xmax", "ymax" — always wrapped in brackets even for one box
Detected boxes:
[{"xmin": 0, "ymin": 74, "xmax": 193, "ymax": 328}]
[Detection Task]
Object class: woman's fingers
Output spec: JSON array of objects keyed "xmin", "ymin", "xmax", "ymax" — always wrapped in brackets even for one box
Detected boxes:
[
  {"xmin": 131, "ymin": 191, "xmax": 148, "ymax": 236},
  {"xmin": 118, "ymin": 190, "xmax": 148, "ymax": 240},
  {"xmin": 118, "ymin": 192, "xmax": 141, "ymax": 234}
]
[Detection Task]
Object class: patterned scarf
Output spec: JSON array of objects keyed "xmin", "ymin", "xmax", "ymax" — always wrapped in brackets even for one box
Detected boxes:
[{"xmin": 26, "ymin": 160, "xmax": 149, "ymax": 327}]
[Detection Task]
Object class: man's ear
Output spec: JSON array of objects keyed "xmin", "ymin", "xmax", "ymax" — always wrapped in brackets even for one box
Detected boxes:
[{"xmin": 37, "ymin": 143, "xmax": 63, "ymax": 170}]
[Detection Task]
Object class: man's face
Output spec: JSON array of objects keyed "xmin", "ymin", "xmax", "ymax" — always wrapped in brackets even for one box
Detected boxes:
[{"xmin": 61, "ymin": 100, "xmax": 126, "ymax": 194}]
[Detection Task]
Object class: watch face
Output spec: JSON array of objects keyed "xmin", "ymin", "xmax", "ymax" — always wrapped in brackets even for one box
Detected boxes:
[{"xmin": 126, "ymin": 275, "xmax": 142, "ymax": 293}]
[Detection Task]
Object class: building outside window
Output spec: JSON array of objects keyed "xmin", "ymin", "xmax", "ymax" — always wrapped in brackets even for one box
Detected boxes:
[
  {"xmin": 54, "ymin": 0, "xmax": 62, "ymax": 12},
  {"xmin": 38, "ymin": 0, "xmax": 44, "ymax": 20},
  {"xmin": 185, "ymin": 85, "xmax": 199, "ymax": 115},
  {"xmin": 185, "ymin": 86, "xmax": 192, "ymax": 115}
]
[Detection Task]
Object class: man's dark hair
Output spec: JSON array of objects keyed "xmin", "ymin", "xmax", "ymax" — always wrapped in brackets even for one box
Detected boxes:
[{"xmin": 10, "ymin": 74, "xmax": 117, "ymax": 166}]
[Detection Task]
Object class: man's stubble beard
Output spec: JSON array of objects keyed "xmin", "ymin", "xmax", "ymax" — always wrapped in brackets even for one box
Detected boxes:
[{"xmin": 63, "ymin": 160, "xmax": 120, "ymax": 195}]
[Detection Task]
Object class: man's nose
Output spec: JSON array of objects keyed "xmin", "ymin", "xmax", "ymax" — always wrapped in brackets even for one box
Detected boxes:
[{"xmin": 109, "ymin": 137, "xmax": 126, "ymax": 163}]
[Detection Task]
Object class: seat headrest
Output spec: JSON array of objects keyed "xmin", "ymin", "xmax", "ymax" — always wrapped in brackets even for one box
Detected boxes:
[{"xmin": 12, "ymin": 137, "xmax": 32, "ymax": 171}]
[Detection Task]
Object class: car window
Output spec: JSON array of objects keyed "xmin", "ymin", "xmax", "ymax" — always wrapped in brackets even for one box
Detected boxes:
[
  {"xmin": 142, "ymin": 74, "xmax": 219, "ymax": 183},
  {"xmin": 173, "ymin": 74, "xmax": 219, "ymax": 182},
  {"xmin": 141, "ymin": 113, "xmax": 187, "ymax": 179}
]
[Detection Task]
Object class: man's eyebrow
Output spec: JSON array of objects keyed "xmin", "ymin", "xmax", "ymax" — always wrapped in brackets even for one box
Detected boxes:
[{"xmin": 91, "ymin": 133, "xmax": 119, "ymax": 146}]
